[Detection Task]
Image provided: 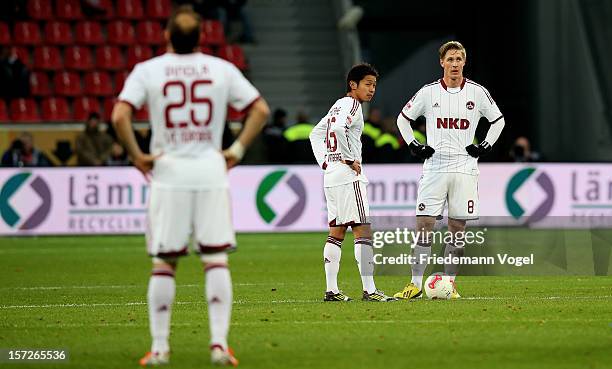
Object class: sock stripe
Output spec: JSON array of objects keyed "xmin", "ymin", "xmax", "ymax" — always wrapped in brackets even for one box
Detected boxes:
[
  {"xmin": 354, "ymin": 238, "xmax": 372, "ymax": 246},
  {"xmin": 152, "ymin": 270, "xmax": 175, "ymax": 277},
  {"xmin": 326, "ymin": 236, "xmax": 343, "ymax": 247},
  {"xmin": 205, "ymin": 263, "xmax": 228, "ymax": 272}
]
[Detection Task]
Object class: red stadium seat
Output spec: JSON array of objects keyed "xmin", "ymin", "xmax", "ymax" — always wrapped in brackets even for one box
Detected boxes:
[
  {"xmin": 13, "ymin": 22, "xmax": 42, "ymax": 45},
  {"xmin": 103, "ymin": 97, "xmax": 117, "ymax": 121},
  {"xmin": 116, "ymin": 0, "xmax": 144, "ymax": 20},
  {"xmin": 146, "ymin": 0, "xmax": 171, "ymax": 19},
  {"xmin": 199, "ymin": 46, "xmax": 213, "ymax": 55},
  {"xmin": 217, "ymin": 45, "xmax": 247, "ymax": 70},
  {"xmin": 64, "ymin": 46, "xmax": 94, "ymax": 71},
  {"xmin": 127, "ymin": 45, "xmax": 153, "ymax": 68},
  {"xmin": 75, "ymin": 21, "xmax": 105, "ymax": 45},
  {"xmin": 56, "ymin": 0, "xmax": 83, "ymax": 20},
  {"xmin": 114, "ymin": 71, "xmax": 129, "ymax": 94},
  {"xmin": 92, "ymin": 0, "xmax": 115, "ymax": 19},
  {"xmin": 27, "ymin": 0, "xmax": 53, "ymax": 20},
  {"xmin": 0, "ymin": 23, "xmax": 11, "ymax": 45},
  {"xmin": 201, "ymin": 20, "xmax": 225, "ymax": 46},
  {"xmin": 10, "ymin": 98, "xmax": 40, "ymax": 122},
  {"xmin": 45, "ymin": 21, "xmax": 73, "ymax": 46},
  {"xmin": 136, "ymin": 21, "xmax": 164, "ymax": 45},
  {"xmin": 84, "ymin": 71, "xmax": 113, "ymax": 96},
  {"xmin": 14, "ymin": 47, "xmax": 31, "ymax": 67},
  {"xmin": 41, "ymin": 97, "xmax": 71, "ymax": 121},
  {"xmin": 95, "ymin": 46, "xmax": 125, "ymax": 70},
  {"xmin": 0, "ymin": 100, "xmax": 8, "ymax": 121},
  {"xmin": 107, "ymin": 20, "xmax": 136, "ymax": 45},
  {"xmin": 29, "ymin": 71, "xmax": 51, "ymax": 96},
  {"xmin": 33, "ymin": 46, "xmax": 62, "ymax": 71},
  {"xmin": 73, "ymin": 97, "xmax": 101, "ymax": 121},
  {"xmin": 54, "ymin": 71, "xmax": 82, "ymax": 96}
]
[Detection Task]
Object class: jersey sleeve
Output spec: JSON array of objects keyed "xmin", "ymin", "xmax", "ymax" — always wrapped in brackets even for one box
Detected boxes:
[
  {"xmin": 118, "ymin": 64, "xmax": 147, "ymax": 110},
  {"xmin": 227, "ymin": 63, "xmax": 260, "ymax": 112},
  {"xmin": 400, "ymin": 87, "xmax": 426, "ymax": 121},
  {"xmin": 309, "ymin": 118, "xmax": 327, "ymax": 169},
  {"xmin": 477, "ymin": 86, "xmax": 503, "ymax": 123}
]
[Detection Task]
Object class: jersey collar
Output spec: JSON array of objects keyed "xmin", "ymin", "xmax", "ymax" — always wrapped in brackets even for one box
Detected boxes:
[{"xmin": 440, "ymin": 78, "xmax": 466, "ymax": 91}]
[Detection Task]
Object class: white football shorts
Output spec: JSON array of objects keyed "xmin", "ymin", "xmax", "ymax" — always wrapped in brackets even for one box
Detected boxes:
[
  {"xmin": 416, "ymin": 172, "xmax": 479, "ymax": 220},
  {"xmin": 146, "ymin": 185, "xmax": 236, "ymax": 257},
  {"xmin": 324, "ymin": 180, "xmax": 370, "ymax": 226}
]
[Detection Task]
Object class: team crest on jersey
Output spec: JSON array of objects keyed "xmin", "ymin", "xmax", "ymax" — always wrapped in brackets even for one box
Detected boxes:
[
  {"xmin": 404, "ymin": 102, "xmax": 412, "ymax": 110},
  {"xmin": 418, "ymin": 203, "xmax": 426, "ymax": 211},
  {"xmin": 466, "ymin": 101, "xmax": 475, "ymax": 110}
]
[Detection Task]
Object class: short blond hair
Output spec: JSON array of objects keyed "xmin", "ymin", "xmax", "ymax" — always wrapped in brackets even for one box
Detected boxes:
[{"xmin": 439, "ymin": 41, "xmax": 466, "ymax": 60}]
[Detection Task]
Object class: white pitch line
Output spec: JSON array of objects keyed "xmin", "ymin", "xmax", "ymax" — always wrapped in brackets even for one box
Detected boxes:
[
  {"xmin": 2, "ymin": 295, "xmax": 612, "ymax": 310},
  {"xmin": 2, "ymin": 282, "xmax": 306, "ymax": 291}
]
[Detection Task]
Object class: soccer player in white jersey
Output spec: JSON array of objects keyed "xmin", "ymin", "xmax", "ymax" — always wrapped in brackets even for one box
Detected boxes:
[
  {"xmin": 309, "ymin": 64, "xmax": 395, "ymax": 302},
  {"xmin": 111, "ymin": 6, "xmax": 270, "ymax": 366},
  {"xmin": 394, "ymin": 41, "xmax": 505, "ymax": 299}
]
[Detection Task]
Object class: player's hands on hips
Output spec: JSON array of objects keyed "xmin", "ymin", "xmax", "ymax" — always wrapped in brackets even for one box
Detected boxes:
[
  {"xmin": 465, "ymin": 141, "xmax": 492, "ymax": 158},
  {"xmin": 343, "ymin": 160, "xmax": 361, "ymax": 175},
  {"xmin": 223, "ymin": 150, "xmax": 240, "ymax": 169},
  {"xmin": 133, "ymin": 153, "xmax": 160, "ymax": 178},
  {"xmin": 408, "ymin": 139, "xmax": 435, "ymax": 160}
]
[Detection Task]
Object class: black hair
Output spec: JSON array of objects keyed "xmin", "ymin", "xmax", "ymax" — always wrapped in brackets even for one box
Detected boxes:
[
  {"xmin": 346, "ymin": 63, "xmax": 379, "ymax": 92},
  {"xmin": 167, "ymin": 5, "xmax": 201, "ymax": 54}
]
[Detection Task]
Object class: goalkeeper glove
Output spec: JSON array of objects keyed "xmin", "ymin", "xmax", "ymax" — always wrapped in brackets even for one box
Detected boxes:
[
  {"xmin": 408, "ymin": 139, "xmax": 435, "ymax": 160},
  {"xmin": 465, "ymin": 141, "xmax": 492, "ymax": 158}
]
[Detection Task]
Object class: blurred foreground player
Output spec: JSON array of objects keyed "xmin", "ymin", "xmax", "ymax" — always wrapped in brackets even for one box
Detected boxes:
[
  {"xmin": 112, "ymin": 5, "xmax": 270, "ymax": 366},
  {"xmin": 309, "ymin": 64, "xmax": 395, "ymax": 302},
  {"xmin": 394, "ymin": 41, "xmax": 505, "ymax": 299}
]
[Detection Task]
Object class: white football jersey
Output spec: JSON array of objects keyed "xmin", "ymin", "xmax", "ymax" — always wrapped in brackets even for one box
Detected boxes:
[
  {"xmin": 119, "ymin": 52, "xmax": 260, "ymax": 189},
  {"xmin": 310, "ymin": 96, "xmax": 368, "ymax": 187},
  {"xmin": 401, "ymin": 78, "xmax": 502, "ymax": 175}
]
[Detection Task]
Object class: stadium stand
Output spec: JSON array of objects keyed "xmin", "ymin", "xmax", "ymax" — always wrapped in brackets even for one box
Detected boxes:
[{"xmin": 0, "ymin": 0, "xmax": 248, "ymax": 123}]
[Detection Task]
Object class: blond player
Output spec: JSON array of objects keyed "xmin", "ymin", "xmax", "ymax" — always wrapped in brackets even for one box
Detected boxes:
[
  {"xmin": 394, "ymin": 41, "xmax": 505, "ymax": 299},
  {"xmin": 309, "ymin": 63, "xmax": 395, "ymax": 302},
  {"xmin": 112, "ymin": 6, "xmax": 270, "ymax": 366}
]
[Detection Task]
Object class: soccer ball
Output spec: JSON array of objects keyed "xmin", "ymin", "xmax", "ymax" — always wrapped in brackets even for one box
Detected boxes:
[{"xmin": 424, "ymin": 273, "xmax": 454, "ymax": 300}]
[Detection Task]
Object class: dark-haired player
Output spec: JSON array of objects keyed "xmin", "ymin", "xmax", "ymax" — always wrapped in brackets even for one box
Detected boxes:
[
  {"xmin": 309, "ymin": 63, "xmax": 395, "ymax": 302},
  {"xmin": 112, "ymin": 5, "xmax": 270, "ymax": 366}
]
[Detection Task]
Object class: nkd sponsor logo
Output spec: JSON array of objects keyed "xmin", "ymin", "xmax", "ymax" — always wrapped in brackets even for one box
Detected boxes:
[
  {"xmin": 67, "ymin": 174, "xmax": 148, "ymax": 232},
  {"xmin": 506, "ymin": 167, "xmax": 554, "ymax": 223},
  {"xmin": 256, "ymin": 170, "xmax": 306, "ymax": 227},
  {"xmin": 0, "ymin": 172, "xmax": 51, "ymax": 230}
]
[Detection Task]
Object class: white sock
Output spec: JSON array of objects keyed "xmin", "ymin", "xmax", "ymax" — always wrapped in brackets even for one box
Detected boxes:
[
  {"xmin": 354, "ymin": 238, "xmax": 376, "ymax": 294},
  {"xmin": 205, "ymin": 264, "xmax": 232, "ymax": 351},
  {"xmin": 411, "ymin": 244, "xmax": 431, "ymax": 289},
  {"xmin": 324, "ymin": 236, "xmax": 342, "ymax": 293},
  {"xmin": 148, "ymin": 270, "xmax": 176, "ymax": 354}
]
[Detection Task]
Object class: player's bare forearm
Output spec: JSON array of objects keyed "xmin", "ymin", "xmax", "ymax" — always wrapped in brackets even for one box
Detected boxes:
[
  {"xmin": 236, "ymin": 98, "xmax": 270, "ymax": 148},
  {"xmin": 111, "ymin": 102, "xmax": 143, "ymax": 160}
]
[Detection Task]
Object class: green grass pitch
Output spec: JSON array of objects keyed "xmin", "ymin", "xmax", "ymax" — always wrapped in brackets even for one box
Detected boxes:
[{"xmin": 1, "ymin": 233, "xmax": 612, "ymax": 369}]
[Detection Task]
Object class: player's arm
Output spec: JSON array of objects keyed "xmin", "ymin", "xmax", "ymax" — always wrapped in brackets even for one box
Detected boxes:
[
  {"xmin": 466, "ymin": 87, "xmax": 506, "ymax": 158},
  {"xmin": 111, "ymin": 102, "xmax": 158, "ymax": 175},
  {"xmin": 309, "ymin": 120, "xmax": 328, "ymax": 169},
  {"xmin": 397, "ymin": 88, "xmax": 434, "ymax": 160},
  {"xmin": 223, "ymin": 98, "xmax": 270, "ymax": 168}
]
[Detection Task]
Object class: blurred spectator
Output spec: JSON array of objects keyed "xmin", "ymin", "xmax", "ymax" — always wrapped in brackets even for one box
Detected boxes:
[
  {"xmin": 106, "ymin": 142, "xmax": 130, "ymax": 166},
  {"xmin": 263, "ymin": 108, "xmax": 288, "ymax": 163},
  {"xmin": 1, "ymin": 132, "xmax": 51, "ymax": 167},
  {"xmin": 509, "ymin": 136, "xmax": 541, "ymax": 162},
  {"xmin": 0, "ymin": 46, "xmax": 30, "ymax": 99},
  {"xmin": 362, "ymin": 107, "xmax": 383, "ymax": 163},
  {"xmin": 220, "ymin": 0, "xmax": 255, "ymax": 43},
  {"xmin": 284, "ymin": 110, "xmax": 314, "ymax": 163},
  {"xmin": 75, "ymin": 112, "xmax": 113, "ymax": 166}
]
